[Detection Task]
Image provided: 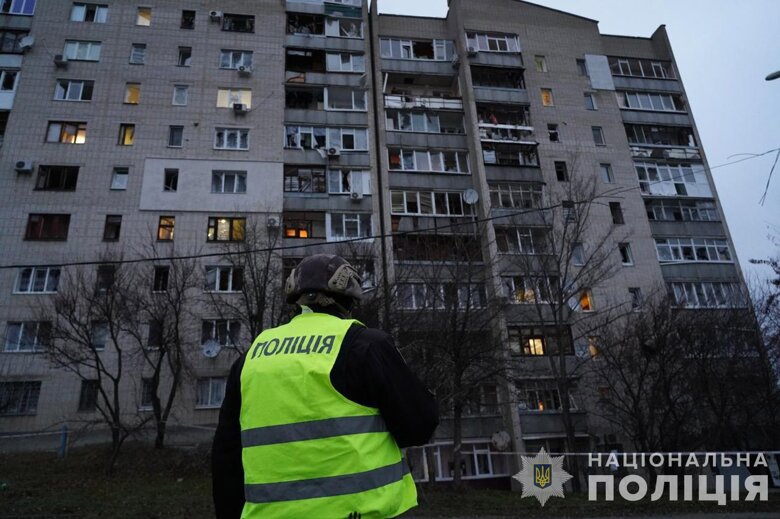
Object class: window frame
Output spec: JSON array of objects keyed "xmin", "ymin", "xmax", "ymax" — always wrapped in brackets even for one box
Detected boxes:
[
  {"xmin": 117, "ymin": 123, "xmax": 135, "ymax": 146},
  {"xmin": 172, "ymin": 85, "xmax": 189, "ymax": 106},
  {"xmin": 4, "ymin": 321, "xmax": 49, "ymax": 352},
  {"xmin": 204, "ymin": 266, "xmax": 243, "ymax": 293},
  {"xmin": 136, "ymin": 6, "xmax": 151, "ymax": 26},
  {"xmin": 63, "ymin": 39, "xmax": 101, "ymax": 61},
  {"xmin": 211, "ymin": 170, "xmax": 247, "ymax": 194},
  {"xmin": 540, "ymin": 88, "xmax": 554, "ymax": 107},
  {"xmin": 167, "ymin": 126, "xmax": 183, "ymax": 148},
  {"xmin": 219, "ymin": 49, "xmax": 253, "ymax": 70},
  {"xmin": 0, "ymin": 381, "xmax": 42, "ymax": 416},
  {"xmin": 196, "ymin": 377, "xmax": 227, "ymax": 408},
  {"xmin": 157, "ymin": 216, "xmax": 175, "ymax": 241},
  {"xmin": 54, "ymin": 79, "xmax": 93, "ymax": 102},
  {"xmin": 102, "ymin": 214, "xmax": 122, "ymax": 241},
  {"xmin": 15, "ymin": 267, "xmax": 61, "ymax": 294},
  {"xmin": 592, "ymin": 126, "xmax": 606, "ymax": 146},
  {"xmin": 207, "ymin": 216, "xmax": 246, "ymax": 242},
  {"xmin": 46, "ymin": 121, "xmax": 87, "ymax": 144},
  {"xmin": 214, "ymin": 127, "xmax": 249, "ymax": 150},
  {"xmin": 129, "ymin": 43, "xmax": 146, "ymax": 64},
  {"xmin": 110, "ymin": 167, "xmax": 128, "ymax": 190},
  {"xmin": 35, "ymin": 165, "xmax": 79, "ymax": 191},
  {"xmin": 25, "ymin": 213, "xmax": 70, "ymax": 241}
]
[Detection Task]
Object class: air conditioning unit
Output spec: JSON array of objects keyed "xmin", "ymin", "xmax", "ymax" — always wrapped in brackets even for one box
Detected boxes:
[
  {"xmin": 466, "ymin": 46, "xmax": 478, "ymax": 57},
  {"xmin": 209, "ymin": 10, "xmax": 223, "ymax": 21},
  {"xmin": 327, "ymin": 147, "xmax": 341, "ymax": 158},
  {"xmin": 266, "ymin": 216, "xmax": 280, "ymax": 228},
  {"xmin": 237, "ymin": 65, "xmax": 252, "ymax": 77},
  {"xmin": 233, "ymin": 103, "xmax": 248, "ymax": 114},
  {"xmin": 350, "ymin": 190, "xmax": 363, "ymax": 201},
  {"xmin": 15, "ymin": 160, "xmax": 33, "ymax": 173},
  {"xmin": 53, "ymin": 54, "xmax": 68, "ymax": 67}
]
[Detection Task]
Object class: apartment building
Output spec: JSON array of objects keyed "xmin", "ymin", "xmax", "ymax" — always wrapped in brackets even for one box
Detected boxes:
[{"xmin": 0, "ymin": 0, "xmax": 747, "ymax": 486}]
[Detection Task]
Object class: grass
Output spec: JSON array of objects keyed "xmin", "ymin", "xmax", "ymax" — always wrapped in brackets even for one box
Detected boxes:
[{"xmin": 1, "ymin": 444, "xmax": 778, "ymax": 518}]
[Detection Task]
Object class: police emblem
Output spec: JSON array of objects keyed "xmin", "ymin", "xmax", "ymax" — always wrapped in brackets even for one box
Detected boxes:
[{"xmin": 513, "ymin": 447, "xmax": 572, "ymax": 506}]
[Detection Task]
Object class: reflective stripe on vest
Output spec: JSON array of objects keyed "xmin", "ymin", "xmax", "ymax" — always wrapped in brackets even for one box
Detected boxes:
[{"xmin": 239, "ymin": 312, "xmax": 417, "ymax": 519}]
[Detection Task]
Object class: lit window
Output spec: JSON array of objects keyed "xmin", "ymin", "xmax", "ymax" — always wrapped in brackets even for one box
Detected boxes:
[
  {"xmin": 217, "ymin": 88, "xmax": 252, "ymax": 109},
  {"xmin": 46, "ymin": 121, "xmax": 87, "ymax": 144},
  {"xmin": 136, "ymin": 6, "xmax": 151, "ymax": 26},
  {"xmin": 111, "ymin": 167, "xmax": 128, "ymax": 190},
  {"xmin": 157, "ymin": 216, "xmax": 175, "ymax": 241},
  {"xmin": 540, "ymin": 89, "xmax": 553, "ymax": 107},
  {"xmin": 578, "ymin": 290, "xmax": 594, "ymax": 312},
  {"xmin": 54, "ymin": 79, "xmax": 93, "ymax": 101},
  {"xmin": 118, "ymin": 124, "xmax": 135, "ymax": 145},
  {"xmin": 207, "ymin": 217, "xmax": 246, "ymax": 242},
  {"xmin": 124, "ymin": 82, "xmax": 140, "ymax": 104}
]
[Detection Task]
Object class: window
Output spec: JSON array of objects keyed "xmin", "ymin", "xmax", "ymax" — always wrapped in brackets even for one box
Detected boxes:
[
  {"xmin": 285, "ymin": 126, "xmax": 368, "ymax": 151},
  {"xmin": 326, "ymin": 87, "xmax": 366, "ymax": 111},
  {"xmin": 211, "ymin": 171, "xmax": 247, "ymax": 193},
  {"xmin": 153, "ymin": 266, "xmax": 169, "ymax": 292},
  {"xmin": 204, "ymin": 266, "xmax": 243, "ymax": 292},
  {"xmin": 2, "ymin": 0, "xmax": 37, "ymax": 15},
  {"xmin": 577, "ymin": 289, "xmax": 594, "ymax": 312},
  {"xmin": 201, "ymin": 320, "xmax": 240, "ymax": 348},
  {"xmin": 501, "ymin": 275, "xmax": 558, "ymax": 304},
  {"xmin": 465, "ymin": 32, "xmax": 520, "ymax": 53},
  {"xmin": 378, "ymin": 38, "xmax": 455, "ymax": 61},
  {"xmin": 397, "ymin": 283, "xmax": 487, "ymax": 310},
  {"xmin": 655, "ymin": 238, "xmax": 732, "ymax": 263},
  {"xmin": 140, "ymin": 378, "xmax": 153, "ymax": 410},
  {"xmin": 15, "ymin": 267, "xmax": 60, "ymax": 293},
  {"xmin": 168, "ymin": 126, "xmax": 183, "ymax": 147},
  {"xmin": 576, "ymin": 58, "xmax": 587, "ymax": 76},
  {"xmin": 599, "ymin": 163, "xmax": 614, "ymax": 183},
  {"xmin": 207, "ymin": 217, "xmax": 245, "ymax": 242},
  {"xmin": 325, "ymin": 18, "xmax": 362, "ymax": 38},
  {"xmin": 136, "ymin": 6, "xmax": 151, "ymax": 26},
  {"xmin": 385, "ymin": 110, "xmax": 464, "ymax": 134},
  {"xmin": 90, "ymin": 321, "xmax": 107, "ymax": 350},
  {"xmin": 517, "ymin": 380, "xmax": 575, "ymax": 412},
  {"xmin": 54, "ymin": 79, "xmax": 93, "ymax": 101},
  {"xmin": 629, "ymin": 287, "xmax": 642, "ymax": 310},
  {"xmin": 172, "ymin": 85, "xmax": 189, "ymax": 106},
  {"xmin": 177, "ymin": 46, "xmax": 192, "ymax": 66},
  {"xmin": 540, "ymin": 89, "xmax": 553, "ymax": 106},
  {"xmin": 562, "ymin": 200, "xmax": 576, "ymax": 222},
  {"xmin": 495, "ymin": 227, "xmax": 547, "ymax": 254},
  {"xmin": 0, "ymin": 69, "xmax": 17, "ymax": 92},
  {"xmin": 118, "ymin": 124, "xmax": 135, "ymax": 145},
  {"xmin": 390, "ymin": 191, "xmax": 471, "ymax": 217},
  {"xmin": 592, "ymin": 126, "xmax": 605, "ymax": 146},
  {"xmin": 35, "ymin": 166, "xmax": 78, "ymax": 191},
  {"xmin": 616, "ymin": 91, "xmax": 683, "ymax": 112},
  {"xmin": 547, "ymin": 124, "xmax": 559, "ymax": 142},
  {"xmin": 215, "ymin": 128, "xmax": 248, "ymax": 150},
  {"xmin": 95, "ymin": 265, "xmax": 115, "ymax": 293},
  {"xmin": 196, "ymin": 377, "xmax": 226, "ymax": 408},
  {"xmin": 284, "ymin": 219, "xmax": 312, "ymax": 239},
  {"xmin": 387, "ymin": 148, "xmax": 469, "ymax": 173},
  {"xmin": 609, "ymin": 202, "xmax": 624, "ymax": 224},
  {"xmin": 284, "ymin": 166, "xmax": 325, "ymax": 193},
  {"xmin": 124, "ymin": 82, "xmax": 140, "ymax": 104},
  {"xmin": 508, "ymin": 327, "xmax": 573, "ymax": 356},
  {"xmin": 161, "ymin": 169, "xmax": 178, "ymax": 192},
  {"xmin": 635, "ymin": 162, "xmax": 708, "ymax": 197},
  {"xmin": 572, "ymin": 243, "xmax": 585, "ymax": 266},
  {"xmin": 219, "ymin": 49, "xmax": 252, "ymax": 69},
  {"xmin": 325, "ymin": 52, "xmax": 365, "ymax": 73},
  {"xmin": 181, "ymin": 9, "xmax": 195, "ymax": 29},
  {"xmin": 584, "ymin": 92, "xmax": 597, "ymax": 110},
  {"xmin": 217, "ymin": 88, "xmax": 252, "ymax": 109},
  {"xmin": 669, "ymin": 282, "xmax": 745, "ymax": 309},
  {"xmin": 157, "ymin": 216, "xmax": 175, "ymax": 241},
  {"xmin": 645, "ymin": 199, "xmax": 719, "ymax": 222},
  {"xmin": 328, "ymin": 170, "xmax": 369, "ymax": 195},
  {"xmin": 328, "ymin": 213, "xmax": 371, "ymax": 241},
  {"xmin": 64, "ymin": 40, "xmax": 101, "ymax": 61},
  {"xmin": 554, "ymin": 161, "xmax": 568, "ymax": 182},
  {"xmin": 0, "ymin": 382, "xmax": 41, "ymax": 416},
  {"xmin": 619, "ymin": 243, "xmax": 633, "ymax": 265},
  {"xmin": 222, "ymin": 13, "xmax": 254, "ymax": 33},
  {"xmin": 111, "ymin": 167, "xmax": 128, "ymax": 190},
  {"xmin": 77, "ymin": 380, "xmax": 99, "ymax": 411},
  {"xmin": 534, "ymin": 55, "xmax": 547, "ymax": 72},
  {"xmin": 4, "ymin": 321, "xmax": 49, "ymax": 352},
  {"xmin": 25, "ymin": 214, "xmax": 70, "ymax": 240},
  {"xmin": 103, "ymin": 215, "xmax": 122, "ymax": 241},
  {"xmin": 70, "ymin": 3, "xmax": 108, "ymax": 23},
  {"xmin": 46, "ymin": 121, "xmax": 87, "ymax": 144},
  {"xmin": 608, "ymin": 57, "xmax": 674, "ymax": 79},
  {"xmin": 489, "ymin": 183, "xmax": 543, "ymax": 209},
  {"xmin": 129, "ymin": 43, "xmax": 146, "ymax": 64}
]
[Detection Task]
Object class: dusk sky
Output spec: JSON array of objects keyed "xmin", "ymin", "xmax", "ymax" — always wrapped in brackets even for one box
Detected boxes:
[{"xmin": 376, "ymin": 0, "xmax": 780, "ymax": 286}]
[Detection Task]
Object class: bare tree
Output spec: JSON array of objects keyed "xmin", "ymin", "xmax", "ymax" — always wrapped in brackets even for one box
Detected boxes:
[{"xmin": 41, "ymin": 259, "xmax": 149, "ymax": 472}]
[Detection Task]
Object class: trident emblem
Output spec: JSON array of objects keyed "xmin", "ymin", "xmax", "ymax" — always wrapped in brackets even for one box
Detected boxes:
[{"xmin": 534, "ymin": 464, "xmax": 551, "ymax": 488}]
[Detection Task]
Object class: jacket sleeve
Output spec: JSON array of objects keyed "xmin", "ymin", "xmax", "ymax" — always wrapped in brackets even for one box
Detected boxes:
[
  {"xmin": 336, "ymin": 326, "xmax": 439, "ymax": 448},
  {"xmin": 212, "ymin": 354, "xmax": 246, "ymax": 519}
]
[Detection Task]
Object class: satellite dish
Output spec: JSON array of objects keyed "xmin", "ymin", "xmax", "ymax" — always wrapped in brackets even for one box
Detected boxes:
[
  {"xmin": 462, "ymin": 188, "xmax": 479, "ymax": 205},
  {"xmin": 19, "ymin": 35, "xmax": 34, "ymax": 50},
  {"xmin": 202, "ymin": 340, "xmax": 222, "ymax": 358},
  {"xmin": 491, "ymin": 430, "xmax": 511, "ymax": 451}
]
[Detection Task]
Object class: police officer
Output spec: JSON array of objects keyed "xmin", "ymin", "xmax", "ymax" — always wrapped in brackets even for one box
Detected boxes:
[{"xmin": 212, "ymin": 254, "xmax": 438, "ymax": 518}]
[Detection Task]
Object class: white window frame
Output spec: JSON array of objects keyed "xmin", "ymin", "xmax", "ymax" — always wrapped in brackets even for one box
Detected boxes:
[
  {"xmin": 619, "ymin": 243, "xmax": 634, "ymax": 266},
  {"xmin": 327, "ymin": 127, "xmax": 368, "ymax": 151},
  {"xmin": 211, "ymin": 170, "xmax": 247, "ymax": 194},
  {"xmin": 670, "ymin": 282, "xmax": 745, "ymax": 309},
  {"xmin": 63, "ymin": 40, "xmax": 101, "ymax": 61},
  {"xmin": 219, "ymin": 49, "xmax": 253, "ymax": 70},
  {"xmin": 489, "ymin": 183, "xmax": 543, "ymax": 209},
  {"xmin": 214, "ymin": 127, "xmax": 249, "ymax": 150},
  {"xmin": 201, "ymin": 319, "xmax": 241, "ymax": 348},
  {"xmin": 204, "ymin": 266, "xmax": 242, "ymax": 292},
  {"xmin": 655, "ymin": 238, "xmax": 732, "ymax": 263},
  {"xmin": 501, "ymin": 275, "xmax": 557, "ymax": 304},
  {"xmin": 129, "ymin": 43, "xmax": 146, "ymax": 64},
  {"xmin": 379, "ymin": 38, "xmax": 454, "ymax": 61},
  {"xmin": 325, "ymin": 87, "xmax": 366, "ymax": 111},
  {"xmin": 1, "ymin": 0, "xmax": 36, "ymax": 16},
  {"xmin": 0, "ymin": 381, "xmax": 41, "ymax": 416},
  {"xmin": 110, "ymin": 167, "xmax": 128, "ymax": 190},
  {"xmin": 584, "ymin": 92, "xmax": 597, "ymax": 110},
  {"xmin": 0, "ymin": 69, "xmax": 19, "ymax": 92},
  {"xmin": 70, "ymin": 3, "xmax": 107, "ymax": 23},
  {"xmin": 326, "ymin": 212, "xmax": 371, "ymax": 241},
  {"xmin": 390, "ymin": 190, "xmax": 469, "ymax": 217},
  {"xmin": 172, "ymin": 85, "xmax": 189, "ymax": 106},
  {"xmin": 599, "ymin": 163, "xmax": 614, "ymax": 183},
  {"xmin": 325, "ymin": 52, "xmax": 365, "ymax": 72},
  {"xmin": 324, "ymin": 18, "xmax": 362, "ymax": 39},
  {"xmin": 15, "ymin": 267, "xmax": 61, "ymax": 294},
  {"xmin": 397, "ymin": 283, "xmax": 486, "ymax": 311},
  {"xmin": 327, "ymin": 169, "xmax": 370, "ymax": 195},
  {"xmin": 465, "ymin": 32, "xmax": 520, "ymax": 53},
  {"xmin": 388, "ymin": 148, "xmax": 469, "ymax": 174},
  {"xmin": 496, "ymin": 227, "xmax": 545, "ymax": 255},
  {"xmin": 53, "ymin": 79, "xmax": 92, "ymax": 101},
  {"xmin": 4, "ymin": 321, "xmax": 48, "ymax": 352},
  {"xmin": 196, "ymin": 377, "xmax": 226, "ymax": 409}
]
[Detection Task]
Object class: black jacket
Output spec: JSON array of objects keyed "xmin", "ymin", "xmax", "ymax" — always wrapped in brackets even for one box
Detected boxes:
[{"xmin": 211, "ymin": 316, "xmax": 439, "ymax": 518}]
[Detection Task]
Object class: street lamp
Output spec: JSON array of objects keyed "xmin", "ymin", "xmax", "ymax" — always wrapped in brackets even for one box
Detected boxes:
[{"xmin": 766, "ymin": 70, "xmax": 780, "ymax": 81}]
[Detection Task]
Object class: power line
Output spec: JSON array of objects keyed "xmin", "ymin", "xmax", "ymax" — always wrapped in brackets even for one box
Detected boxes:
[{"xmin": 2, "ymin": 147, "xmax": 776, "ymax": 271}]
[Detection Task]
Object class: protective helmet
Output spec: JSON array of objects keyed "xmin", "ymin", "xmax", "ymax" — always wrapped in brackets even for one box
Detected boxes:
[{"xmin": 285, "ymin": 254, "xmax": 363, "ymax": 305}]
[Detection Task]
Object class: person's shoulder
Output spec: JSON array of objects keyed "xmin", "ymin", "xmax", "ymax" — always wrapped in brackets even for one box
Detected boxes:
[{"xmin": 348, "ymin": 323, "xmax": 392, "ymax": 344}]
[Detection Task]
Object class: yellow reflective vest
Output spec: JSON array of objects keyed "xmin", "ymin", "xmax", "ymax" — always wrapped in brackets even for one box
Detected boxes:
[{"xmin": 239, "ymin": 312, "xmax": 417, "ymax": 518}]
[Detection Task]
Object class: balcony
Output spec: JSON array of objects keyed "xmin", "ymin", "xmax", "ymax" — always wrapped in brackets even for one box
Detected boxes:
[
  {"xmin": 384, "ymin": 94, "xmax": 462, "ymax": 111},
  {"xmin": 482, "ymin": 143, "xmax": 539, "ymax": 167},
  {"xmin": 621, "ymin": 110, "xmax": 692, "ymax": 127},
  {"xmin": 517, "ymin": 410, "xmax": 589, "ymax": 439},
  {"xmin": 630, "ymin": 145, "xmax": 701, "ymax": 161},
  {"xmin": 612, "ymin": 76, "xmax": 683, "ymax": 93},
  {"xmin": 478, "ymin": 125, "xmax": 534, "ymax": 145}
]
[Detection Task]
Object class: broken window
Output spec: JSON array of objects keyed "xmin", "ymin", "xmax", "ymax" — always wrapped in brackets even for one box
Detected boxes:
[
  {"xmin": 626, "ymin": 124, "xmax": 696, "ymax": 147},
  {"xmin": 283, "ymin": 166, "xmax": 326, "ymax": 193},
  {"xmin": 608, "ymin": 56, "xmax": 674, "ymax": 79},
  {"xmin": 379, "ymin": 38, "xmax": 454, "ymax": 61},
  {"xmin": 388, "ymin": 148, "xmax": 469, "ymax": 173},
  {"xmin": 326, "ymin": 87, "xmax": 366, "ymax": 111},
  {"xmin": 466, "ymin": 32, "xmax": 520, "ymax": 53},
  {"xmin": 286, "ymin": 49, "xmax": 326, "ymax": 73},
  {"xmin": 476, "ymin": 104, "xmax": 531, "ymax": 126},
  {"xmin": 481, "ymin": 143, "xmax": 538, "ymax": 167},
  {"xmin": 327, "ymin": 170, "xmax": 369, "ymax": 195},
  {"xmin": 222, "ymin": 13, "xmax": 254, "ymax": 33},
  {"xmin": 471, "ymin": 66, "xmax": 525, "ymax": 89},
  {"xmin": 547, "ymin": 124, "xmax": 559, "ymax": 142},
  {"xmin": 286, "ymin": 13, "xmax": 325, "ymax": 35},
  {"xmin": 488, "ymin": 183, "xmax": 543, "ymax": 209}
]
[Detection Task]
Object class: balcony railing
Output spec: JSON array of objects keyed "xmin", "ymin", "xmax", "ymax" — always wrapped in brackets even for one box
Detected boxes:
[
  {"xmin": 384, "ymin": 94, "xmax": 462, "ymax": 111},
  {"xmin": 630, "ymin": 145, "xmax": 702, "ymax": 161},
  {"xmin": 478, "ymin": 124, "xmax": 534, "ymax": 144}
]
